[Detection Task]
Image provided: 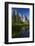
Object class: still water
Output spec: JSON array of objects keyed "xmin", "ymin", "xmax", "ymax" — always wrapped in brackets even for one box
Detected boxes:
[
  {"xmin": 12, "ymin": 26, "xmax": 29, "ymax": 38},
  {"xmin": 18, "ymin": 27, "xmax": 29, "ymax": 38}
]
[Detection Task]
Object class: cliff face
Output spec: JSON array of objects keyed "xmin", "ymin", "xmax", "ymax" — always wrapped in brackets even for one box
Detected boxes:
[{"xmin": 12, "ymin": 9, "xmax": 29, "ymax": 24}]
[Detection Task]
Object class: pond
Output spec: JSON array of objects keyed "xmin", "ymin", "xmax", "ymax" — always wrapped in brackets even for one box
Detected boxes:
[{"xmin": 12, "ymin": 25, "xmax": 29, "ymax": 38}]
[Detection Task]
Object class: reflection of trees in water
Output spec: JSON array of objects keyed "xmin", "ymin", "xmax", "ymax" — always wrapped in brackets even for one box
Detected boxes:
[
  {"xmin": 12, "ymin": 23, "xmax": 29, "ymax": 38},
  {"xmin": 12, "ymin": 25, "xmax": 29, "ymax": 38}
]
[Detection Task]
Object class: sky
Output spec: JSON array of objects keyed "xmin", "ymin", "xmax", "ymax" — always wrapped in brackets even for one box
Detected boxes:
[{"xmin": 12, "ymin": 8, "xmax": 30, "ymax": 18}]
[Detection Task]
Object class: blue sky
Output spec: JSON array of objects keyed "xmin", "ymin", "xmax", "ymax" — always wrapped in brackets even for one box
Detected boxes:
[{"xmin": 12, "ymin": 8, "xmax": 29, "ymax": 18}]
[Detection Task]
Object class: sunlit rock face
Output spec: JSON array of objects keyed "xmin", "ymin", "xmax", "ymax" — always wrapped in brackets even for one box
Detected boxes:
[
  {"xmin": 18, "ymin": 13, "xmax": 26, "ymax": 22},
  {"xmin": 15, "ymin": 10, "xmax": 18, "ymax": 16},
  {"xmin": 12, "ymin": 9, "xmax": 17, "ymax": 16},
  {"xmin": 22, "ymin": 15, "xmax": 26, "ymax": 22}
]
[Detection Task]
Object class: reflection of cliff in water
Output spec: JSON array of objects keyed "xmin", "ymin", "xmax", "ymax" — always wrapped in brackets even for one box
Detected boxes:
[{"xmin": 18, "ymin": 27, "xmax": 29, "ymax": 38}]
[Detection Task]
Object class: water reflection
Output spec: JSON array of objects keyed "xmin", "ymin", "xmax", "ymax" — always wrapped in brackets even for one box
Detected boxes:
[
  {"xmin": 12, "ymin": 26, "xmax": 29, "ymax": 38},
  {"xmin": 18, "ymin": 27, "xmax": 29, "ymax": 38}
]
